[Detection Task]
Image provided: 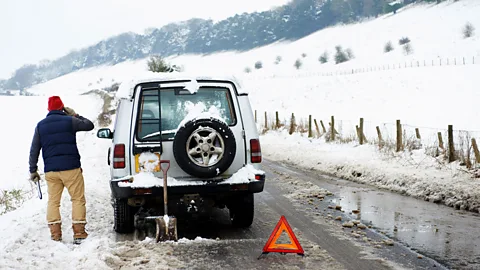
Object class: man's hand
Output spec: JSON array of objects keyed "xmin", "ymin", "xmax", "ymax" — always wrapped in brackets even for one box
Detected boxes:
[
  {"xmin": 30, "ymin": 172, "xmax": 40, "ymax": 182},
  {"xmin": 64, "ymin": 107, "xmax": 77, "ymax": 116}
]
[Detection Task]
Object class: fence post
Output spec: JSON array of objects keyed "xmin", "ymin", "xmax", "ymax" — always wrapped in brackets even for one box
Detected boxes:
[
  {"xmin": 275, "ymin": 111, "xmax": 280, "ymax": 129},
  {"xmin": 440, "ymin": 59, "xmax": 442, "ymax": 66},
  {"xmin": 330, "ymin": 116, "xmax": 335, "ymax": 141},
  {"xmin": 360, "ymin": 118, "xmax": 365, "ymax": 145},
  {"xmin": 376, "ymin": 126, "xmax": 384, "ymax": 148},
  {"xmin": 415, "ymin": 128, "xmax": 421, "ymax": 139},
  {"xmin": 264, "ymin": 112, "xmax": 268, "ymax": 130},
  {"xmin": 320, "ymin": 120, "xmax": 327, "ymax": 133},
  {"xmin": 463, "ymin": 57, "xmax": 465, "ymax": 65},
  {"xmin": 448, "ymin": 125, "xmax": 455, "ymax": 162},
  {"xmin": 289, "ymin": 113, "xmax": 296, "ymax": 135},
  {"xmin": 255, "ymin": 110, "xmax": 257, "ymax": 123},
  {"xmin": 454, "ymin": 58, "xmax": 457, "ymax": 65},
  {"xmin": 417, "ymin": 61, "xmax": 419, "ymax": 67},
  {"xmin": 472, "ymin": 138, "xmax": 480, "ymax": 163},
  {"xmin": 314, "ymin": 119, "xmax": 321, "ymax": 137},
  {"xmin": 438, "ymin": 132, "xmax": 444, "ymax": 150},
  {"xmin": 396, "ymin": 120, "xmax": 403, "ymax": 152},
  {"xmin": 308, "ymin": 115, "xmax": 313, "ymax": 138}
]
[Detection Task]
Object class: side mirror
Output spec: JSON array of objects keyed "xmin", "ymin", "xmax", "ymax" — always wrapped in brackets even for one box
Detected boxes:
[{"xmin": 97, "ymin": 128, "xmax": 113, "ymax": 139}]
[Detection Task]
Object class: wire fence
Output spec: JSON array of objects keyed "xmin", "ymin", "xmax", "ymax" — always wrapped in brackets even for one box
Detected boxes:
[
  {"xmin": 257, "ymin": 110, "xmax": 480, "ymax": 170},
  {"xmin": 243, "ymin": 55, "xmax": 478, "ymax": 79}
]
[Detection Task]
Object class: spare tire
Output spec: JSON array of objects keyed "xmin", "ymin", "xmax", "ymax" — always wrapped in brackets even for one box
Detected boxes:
[{"xmin": 173, "ymin": 118, "xmax": 236, "ymax": 178}]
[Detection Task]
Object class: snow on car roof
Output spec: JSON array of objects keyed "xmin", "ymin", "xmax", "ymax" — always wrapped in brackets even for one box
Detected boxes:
[{"xmin": 116, "ymin": 71, "xmax": 246, "ymax": 99}]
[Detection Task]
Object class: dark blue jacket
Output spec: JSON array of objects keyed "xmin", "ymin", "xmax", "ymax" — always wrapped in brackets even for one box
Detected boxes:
[{"xmin": 29, "ymin": 110, "xmax": 94, "ymax": 173}]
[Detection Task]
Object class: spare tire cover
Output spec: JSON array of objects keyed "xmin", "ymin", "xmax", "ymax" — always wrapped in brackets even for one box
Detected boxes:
[{"xmin": 173, "ymin": 118, "xmax": 236, "ymax": 178}]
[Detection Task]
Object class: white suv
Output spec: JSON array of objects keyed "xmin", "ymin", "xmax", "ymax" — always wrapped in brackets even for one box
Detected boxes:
[{"xmin": 97, "ymin": 75, "xmax": 265, "ymax": 233}]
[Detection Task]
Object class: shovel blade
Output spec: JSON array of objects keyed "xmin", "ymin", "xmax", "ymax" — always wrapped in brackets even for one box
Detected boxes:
[{"xmin": 155, "ymin": 216, "xmax": 178, "ymax": 242}]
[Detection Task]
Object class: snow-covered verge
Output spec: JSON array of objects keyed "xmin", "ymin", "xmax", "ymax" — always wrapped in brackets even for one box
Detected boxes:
[{"xmin": 261, "ymin": 129, "xmax": 480, "ymax": 213}]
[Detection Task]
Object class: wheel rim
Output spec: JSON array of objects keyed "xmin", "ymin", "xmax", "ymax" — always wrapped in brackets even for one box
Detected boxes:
[{"xmin": 186, "ymin": 126, "xmax": 225, "ymax": 167}]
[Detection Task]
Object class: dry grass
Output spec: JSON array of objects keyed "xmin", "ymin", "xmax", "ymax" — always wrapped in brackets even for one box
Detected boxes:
[{"xmin": 0, "ymin": 189, "xmax": 25, "ymax": 215}]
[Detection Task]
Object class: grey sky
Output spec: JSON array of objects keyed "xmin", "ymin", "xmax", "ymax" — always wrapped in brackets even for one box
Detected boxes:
[{"xmin": 0, "ymin": 0, "xmax": 290, "ymax": 79}]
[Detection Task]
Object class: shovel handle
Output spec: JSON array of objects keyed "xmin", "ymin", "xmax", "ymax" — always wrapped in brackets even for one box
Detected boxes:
[
  {"xmin": 160, "ymin": 160, "xmax": 170, "ymax": 215},
  {"xmin": 160, "ymin": 160, "xmax": 170, "ymax": 173}
]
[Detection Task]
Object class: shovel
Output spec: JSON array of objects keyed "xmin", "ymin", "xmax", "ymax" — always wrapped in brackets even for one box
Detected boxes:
[{"xmin": 155, "ymin": 160, "xmax": 178, "ymax": 242}]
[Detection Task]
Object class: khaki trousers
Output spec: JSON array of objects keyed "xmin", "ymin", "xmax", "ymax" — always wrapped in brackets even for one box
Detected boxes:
[{"xmin": 45, "ymin": 168, "xmax": 86, "ymax": 225}]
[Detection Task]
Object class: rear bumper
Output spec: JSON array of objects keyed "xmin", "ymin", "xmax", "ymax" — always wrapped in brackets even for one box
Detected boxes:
[{"xmin": 110, "ymin": 175, "xmax": 265, "ymax": 199}]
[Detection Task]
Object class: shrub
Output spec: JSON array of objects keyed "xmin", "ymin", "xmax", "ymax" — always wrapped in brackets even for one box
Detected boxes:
[
  {"xmin": 398, "ymin": 37, "xmax": 410, "ymax": 45},
  {"xmin": 244, "ymin": 67, "xmax": 252, "ymax": 73},
  {"xmin": 0, "ymin": 189, "xmax": 25, "ymax": 214},
  {"xmin": 319, "ymin": 51, "xmax": 328, "ymax": 63},
  {"xmin": 403, "ymin": 43, "xmax": 413, "ymax": 55},
  {"xmin": 254, "ymin": 61, "xmax": 263, "ymax": 69},
  {"xmin": 301, "ymin": 53, "xmax": 307, "ymax": 58},
  {"xmin": 274, "ymin": 56, "xmax": 282, "ymax": 64},
  {"xmin": 294, "ymin": 59, "xmax": 303, "ymax": 69},
  {"xmin": 147, "ymin": 55, "xmax": 177, "ymax": 73},
  {"xmin": 346, "ymin": 48, "xmax": 354, "ymax": 59},
  {"xmin": 334, "ymin": 46, "xmax": 353, "ymax": 64},
  {"xmin": 463, "ymin": 22, "xmax": 475, "ymax": 38},
  {"xmin": 384, "ymin": 41, "xmax": 394, "ymax": 53}
]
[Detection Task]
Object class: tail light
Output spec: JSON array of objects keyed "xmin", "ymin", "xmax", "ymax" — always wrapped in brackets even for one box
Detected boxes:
[
  {"xmin": 250, "ymin": 139, "xmax": 262, "ymax": 163},
  {"xmin": 113, "ymin": 144, "xmax": 125, "ymax": 168}
]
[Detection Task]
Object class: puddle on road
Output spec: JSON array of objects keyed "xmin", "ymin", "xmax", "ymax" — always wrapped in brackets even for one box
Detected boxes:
[{"xmin": 282, "ymin": 166, "xmax": 480, "ymax": 268}]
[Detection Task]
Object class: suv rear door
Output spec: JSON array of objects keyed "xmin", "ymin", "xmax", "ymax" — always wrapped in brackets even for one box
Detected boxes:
[{"xmin": 129, "ymin": 80, "xmax": 246, "ymax": 180}]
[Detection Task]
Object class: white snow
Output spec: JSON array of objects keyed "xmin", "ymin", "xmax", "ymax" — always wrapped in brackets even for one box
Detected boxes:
[
  {"xmin": 183, "ymin": 79, "xmax": 200, "ymax": 94},
  {"xmin": 138, "ymin": 152, "xmax": 160, "ymax": 172},
  {"xmin": 177, "ymin": 101, "xmax": 227, "ymax": 129}
]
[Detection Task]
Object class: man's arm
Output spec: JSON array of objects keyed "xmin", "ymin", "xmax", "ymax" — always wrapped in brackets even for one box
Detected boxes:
[
  {"xmin": 72, "ymin": 115, "xmax": 94, "ymax": 132},
  {"xmin": 29, "ymin": 127, "xmax": 41, "ymax": 173}
]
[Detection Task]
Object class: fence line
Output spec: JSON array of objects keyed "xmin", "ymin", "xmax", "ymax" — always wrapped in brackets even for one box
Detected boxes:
[
  {"xmin": 244, "ymin": 55, "xmax": 478, "ymax": 79},
  {"xmin": 256, "ymin": 110, "xmax": 480, "ymax": 169}
]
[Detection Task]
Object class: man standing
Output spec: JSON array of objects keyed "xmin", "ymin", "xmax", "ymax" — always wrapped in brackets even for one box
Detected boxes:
[{"xmin": 29, "ymin": 96, "xmax": 94, "ymax": 243}]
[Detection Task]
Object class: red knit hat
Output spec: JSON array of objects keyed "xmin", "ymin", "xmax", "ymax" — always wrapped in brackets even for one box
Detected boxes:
[{"xmin": 48, "ymin": 96, "xmax": 64, "ymax": 111}]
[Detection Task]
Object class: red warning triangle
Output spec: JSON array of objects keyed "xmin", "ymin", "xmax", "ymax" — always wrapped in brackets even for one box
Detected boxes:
[{"xmin": 262, "ymin": 215, "xmax": 304, "ymax": 255}]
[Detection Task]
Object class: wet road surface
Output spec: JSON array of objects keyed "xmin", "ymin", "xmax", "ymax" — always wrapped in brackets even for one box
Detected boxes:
[
  {"xmin": 111, "ymin": 159, "xmax": 480, "ymax": 269},
  {"xmin": 263, "ymin": 160, "xmax": 480, "ymax": 269}
]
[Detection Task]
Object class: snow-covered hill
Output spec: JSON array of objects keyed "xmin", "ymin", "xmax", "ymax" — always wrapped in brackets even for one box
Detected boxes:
[{"xmin": 28, "ymin": 0, "xmax": 480, "ymax": 129}]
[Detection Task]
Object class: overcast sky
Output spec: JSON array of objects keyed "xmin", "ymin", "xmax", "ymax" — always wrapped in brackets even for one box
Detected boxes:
[{"xmin": 0, "ymin": 0, "xmax": 290, "ymax": 79}]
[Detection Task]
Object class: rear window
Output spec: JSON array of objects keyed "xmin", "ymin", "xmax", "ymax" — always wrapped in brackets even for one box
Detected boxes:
[{"xmin": 136, "ymin": 87, "xmax": 236, "ymax": 141}]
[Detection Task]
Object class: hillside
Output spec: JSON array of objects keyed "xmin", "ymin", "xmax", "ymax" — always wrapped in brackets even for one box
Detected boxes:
[
  {"xmin": 2, "ymin": 0, "xmax": 410, "ymax": 90},
  {"xmin": 28, "ymin": 0, "xmax": 480, "ymax": 129}
]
